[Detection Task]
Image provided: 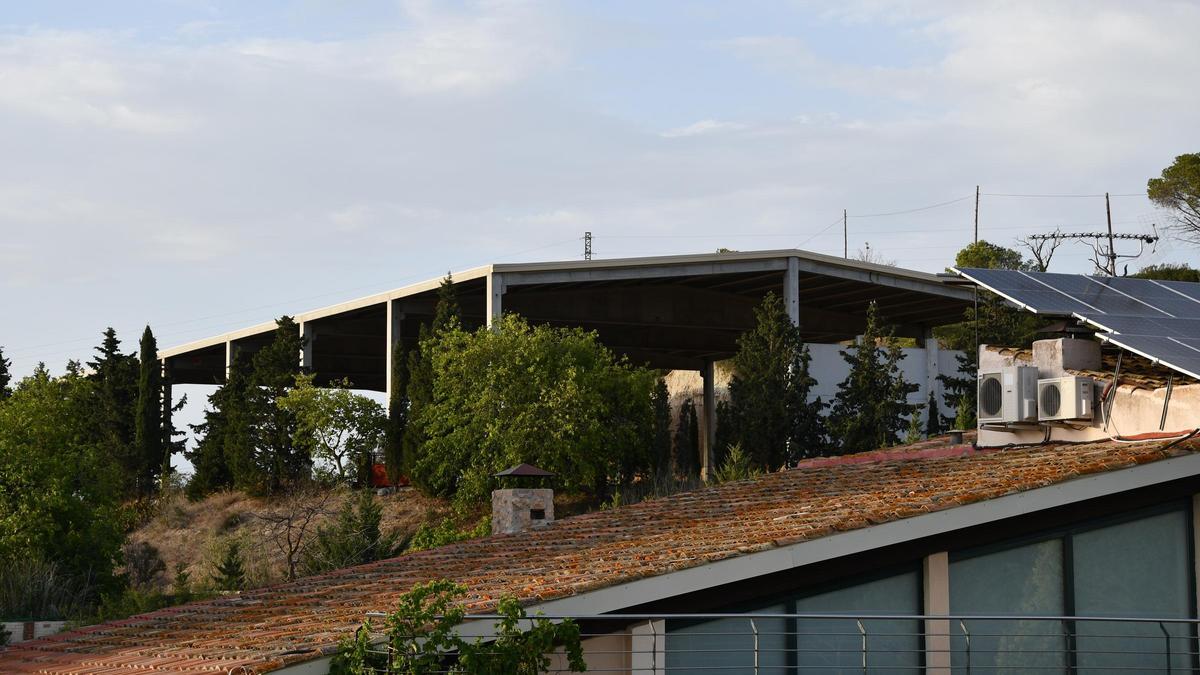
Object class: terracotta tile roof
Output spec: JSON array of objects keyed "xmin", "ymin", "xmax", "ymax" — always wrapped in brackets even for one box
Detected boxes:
[{"xmin": 4, "ymin": 434, "xmax": 1199, "ymax": 673}]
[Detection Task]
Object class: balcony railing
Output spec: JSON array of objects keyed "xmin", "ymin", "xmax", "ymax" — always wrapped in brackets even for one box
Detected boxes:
[{"xmin": 356, "ymin": 612, "xmax": 1200, "ymax": 673}]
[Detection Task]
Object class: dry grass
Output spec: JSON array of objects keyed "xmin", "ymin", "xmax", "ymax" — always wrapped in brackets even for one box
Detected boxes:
[{"xmin": 128, "ymin": 487, "xmax": 451, "ymax": 590}]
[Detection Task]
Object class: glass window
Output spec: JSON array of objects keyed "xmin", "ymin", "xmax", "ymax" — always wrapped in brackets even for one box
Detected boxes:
[
  {"xmin": 666, "ymin": 604, "xmax": 789, "ymax": 675},
  {"xmin": 950, "ymin": 538, "xmax": 1066, "ymax": 673},
  {"xmin": 1072, "ymin": 509, "xmax": 1192, "ymax": 673},
  {"xmin": 793, "ymin": 571, "xmax": 921, "ymax": 674}
]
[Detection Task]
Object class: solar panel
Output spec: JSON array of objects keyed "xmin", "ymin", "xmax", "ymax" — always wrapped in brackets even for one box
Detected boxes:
[
  {"xmin": 1154, "ymin": 279, "xmax": 1200, "ymax": 305},
  {"xmin": 954, "ymin": 267, "xmax": 1200, "ymax": 382},
  {"xmin": 1077, "ymin": 315, "xmax": 1200, "ymax": 339},
  {"xmin": 953, "ymin": 268, "xmax": 1097, "ymax": 314},
  {"xmin": 1096, "ymin": 333, "xmax": 1200, "ymax": 380},
  {"xmin": 954, "ymin": 268, "xmax": 1200, "ymax": 319},
  {"xmin": 1101, "ymin": 277, "xmax": 1200, "ymax": 317}
]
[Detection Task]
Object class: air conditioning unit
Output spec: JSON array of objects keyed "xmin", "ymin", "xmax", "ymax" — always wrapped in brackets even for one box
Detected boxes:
[
  {"xmin": 1037, "ymin": 376, "xmax": 1095, "ymax": 422},
  {"xmin": 977, "ymin": 366, "xmax": 1039, "ymax": 424}
]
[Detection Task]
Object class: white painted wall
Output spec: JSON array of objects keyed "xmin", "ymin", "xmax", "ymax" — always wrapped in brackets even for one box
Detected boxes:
[{"xmin": 668, "ymin": 344, "xmax": 966, "ymax": 424}]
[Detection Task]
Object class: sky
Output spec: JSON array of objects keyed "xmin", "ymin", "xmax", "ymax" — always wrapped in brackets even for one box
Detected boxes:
[{"xmin": 2, "ymin": 1, "xmax": 1199, "ymax": 464}]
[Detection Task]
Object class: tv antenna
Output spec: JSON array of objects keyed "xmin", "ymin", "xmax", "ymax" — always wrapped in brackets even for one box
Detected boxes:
[
  {"xmin": 583, "ymin": 231, "xmax": 593, "ymax": 260},
  {"xmin": 1028, "ymin": 193, "xmax": 1157, "ymax": 276}
]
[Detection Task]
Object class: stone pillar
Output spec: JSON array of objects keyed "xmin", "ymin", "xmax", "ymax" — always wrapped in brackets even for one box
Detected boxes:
[
  {"xmin": 784, "ymin": 256, "xmax": 800, "ymax": 327},
  {"xmin": 923, "ymin": 551, "xmax": 951, "ymax": 675},
  {"xmin": 487, "ymin": 272, "xmax": 505, "ymax": 328},
  {"xmin": 385, "ymin": 300, "xmax": 404, "ymax": 401},
  {"xmin": 699, "ymin": 360, "xmax": 716, "ymax": 479},
  {"xmin": 491, "ymin": 488, "xmax": 554, "ymax": 535}
]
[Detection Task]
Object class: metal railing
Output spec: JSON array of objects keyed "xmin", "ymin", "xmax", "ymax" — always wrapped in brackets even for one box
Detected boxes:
[{"xmin": 353, "ymin": 612, "xmax": 1200, "ymax": 673}]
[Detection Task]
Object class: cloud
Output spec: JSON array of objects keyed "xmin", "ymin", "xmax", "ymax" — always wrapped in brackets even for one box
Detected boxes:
[{"xmin": 660, "ymin": 119, "xmax": 748, "ymax": 138}]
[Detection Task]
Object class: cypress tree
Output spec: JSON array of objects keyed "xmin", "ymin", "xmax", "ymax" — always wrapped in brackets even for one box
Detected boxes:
[
  {"xmin": 222, "ymin": 354, "xmax": 259, "ymax": 493},
  {"xmin": 673, "ymin": 398, "xmax": 700, "ymax": 478},
  {"xmin": 827, "ymin": 301, "xmax": 919, "ymax": 454},
  {"xmin": 384, "ymin": 340, "xmax": 409, "ymax": 486},
  {"xmin": 0, "ymin": 346, "xmax": 11, "ymax": 401},
  {"xmin": 925, "ymin": 389, "xmax": 943, "ymax": 437},
  {"xmin": 134, "ymin": 326, "xmax": 163, "ymax": 497},
  {"xmin": 650, "ymin": 377, "xmax": 671, "ymax": 478},
  {"xmin": 403, "ymin": 276, "xmax": 460, "ymax": 488}
]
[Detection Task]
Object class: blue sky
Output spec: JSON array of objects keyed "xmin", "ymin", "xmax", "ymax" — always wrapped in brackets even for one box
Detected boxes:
[{"xmin": 2, "ymin": 1, "xmax": 1199, "ymax": 463}]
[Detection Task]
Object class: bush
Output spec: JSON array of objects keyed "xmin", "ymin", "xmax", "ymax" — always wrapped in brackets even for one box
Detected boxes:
[
  {"xmin": 0, "ymin": 558, "xmax": 91, "ymax": 621},
  {"xmin": 407, "ymin": 516, "xmax": 490, "ymax": 553},
  {"xmin": 123, "ymin": 541, "xmax": 166, "ymax": 589},
  {"xmin": 332, "ymin": 580, "xmax": 585, "ymax": 675},
  {"xmin": 301, "ymin": 491, "xmax": 405, "ymax": 576},
  {"xmin": 710, "ymin": 443, "xmax": 762, "ymax": 484},
  {"xmin": 412, "ymin": 314, "xmax": 656, "ymax": 505}
]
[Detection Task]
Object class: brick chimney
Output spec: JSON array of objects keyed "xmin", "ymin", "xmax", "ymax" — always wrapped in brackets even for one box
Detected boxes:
[{"xmin": 491, "ymin": 464, "xmax": 555, "ymax": 535}]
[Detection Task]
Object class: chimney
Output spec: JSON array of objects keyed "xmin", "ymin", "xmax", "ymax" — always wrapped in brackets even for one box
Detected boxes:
[{"xmin": 491, "ymin": 464, "xmax": 555, "ymax": 535}]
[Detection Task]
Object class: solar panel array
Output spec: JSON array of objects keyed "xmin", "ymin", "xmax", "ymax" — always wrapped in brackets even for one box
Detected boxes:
[{"xmin": 953, "ymin": 268, "xmax": 1200, "ymax": 380}]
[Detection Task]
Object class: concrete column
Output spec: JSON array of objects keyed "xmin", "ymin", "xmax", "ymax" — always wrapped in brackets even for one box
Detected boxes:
[
  {"xmin": 161, "ymin": 359, "xmax": 173, "ymax": 478},
  {"xmin": 923, "ymin": 551, "xmax": 951, "ymax": 675},
  {"xmin": 630, "ymin": 619, "xmax": 665, "ymax": 673},
  {"xmin": 224, "ymin": 340, "xmax": 234, "ymax": 380},
  {"xmin": 487, "ymin": 272, "xmax": 505, "ymax": 328},
  {"xmin": 784, "ymin": 256, "xmax": 800, "ymax": 327},
  {"xmin": 923, "ymin": 325, "xmax": 940, "ymax": 423},
  {"xmin": 1193, "ymin": 495, "xmax": 1200, "ymax": 621},
  {"xmin": 299, "ymin": 321, "xmax": 315, "ymax": 371},
  {"xmin": 700, "ymin": 360, "xmax": 716, "ymax": 479},
  {"xmin": 385, "ymin": 300, "xmax": 405, "ymax": 401}
]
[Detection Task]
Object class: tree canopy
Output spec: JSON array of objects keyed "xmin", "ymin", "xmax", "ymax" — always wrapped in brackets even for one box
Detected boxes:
[
  {"xmin": 1130, "ymin": 263, "xmax": 1200, "ymax": 282},
  {"xmin": 1148, "ymin": 153, "xmax": 1200, "ymax": 245},
  {"xmin": 0, "ymin": 366, "xmax": 126, "ymax": 596},
  {"xmin": 827, "ymin": 301, "xmax": 918, "ymax": 454},
  {"xmin": 720, "ymin": 292, "xmax": 826, "ymax": 470},
  {"xmin": 279, "ymin": 375, "xmax": 386, "ymax": 485},
  {"xmin": 412, "ymin": 313, "xmax": 656, "ymax": 505}
]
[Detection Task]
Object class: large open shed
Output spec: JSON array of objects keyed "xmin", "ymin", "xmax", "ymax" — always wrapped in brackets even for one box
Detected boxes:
[{"xmin": 159, "ymin": 249, "xmax": 974, "ymax": 471}]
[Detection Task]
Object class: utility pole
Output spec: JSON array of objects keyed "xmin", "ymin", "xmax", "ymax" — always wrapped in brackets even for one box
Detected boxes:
[
  {"xmin": 843, "ymin": 209, "xmax": 848, "ymax": 259},
  {"xmin": 583, "ymin": 231, "xmax": 592, "ymax": 261},
  {"xmin": 974, "ymin": 185, "xmax": 980, "ymax": 244},
  {"xmin": 1105, "ymin": 192, "xmax": 1116, "ymax": 276}
]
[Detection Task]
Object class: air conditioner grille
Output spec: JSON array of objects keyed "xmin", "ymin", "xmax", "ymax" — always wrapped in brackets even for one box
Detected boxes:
[
  {"xmin": 980, "ymin": 377, "xmax": 1003, "ymax": 417},
  {"xmin": 1041, "ymin": 383, "xmax": 1061, "ymax": 417}
]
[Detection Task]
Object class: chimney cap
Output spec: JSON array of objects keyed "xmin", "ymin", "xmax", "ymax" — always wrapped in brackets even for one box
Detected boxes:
[{"xmin": 494, "ymin": 463, "xmax": 554, "ymax": 478}]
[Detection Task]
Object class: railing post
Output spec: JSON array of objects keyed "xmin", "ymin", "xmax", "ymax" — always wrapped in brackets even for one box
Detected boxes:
[
  {"xmin": 750, "ymin": 618, "xmax": 759, "ymax": 675},
  {"xmin": 959, "ymin": 620, "xmax": 971, "ymax": 675},
  {"xmin": 857, "ymin": 619, "xmax": 867, "ymax": 674},
  {"xmin": 649, "ymin": 620, "xmax": 657, "ymax": 675},
  {"xmin": 1160, "ymin": 621, "xmax": 1172, "ymax": 675}
]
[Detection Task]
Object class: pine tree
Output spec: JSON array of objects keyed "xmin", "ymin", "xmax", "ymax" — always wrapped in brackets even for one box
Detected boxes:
[
  {"xmin": 673, "ymin": 398, "xmax": 700, "ymax": 478},
  {"xmin": 248, "ymin": 316, "xmax": 308, "ymax": 493},
  {"xmin": 723, "ymin": 293, "xmax": 826, "ymax": 470},
  {"xmin": 403, "ymin": 276, "xmax": 460, "ymax": 489},
  {"xmin": 0, "ymin": 346, "xmax": 12, "ymax": 401},
  {"xmin": 134, "ymin": 326, "xmax": 164, "ymax": 497},
  {"xmin": 650, "ymin": 377, "xmax": 671, "ymax": 478},
  {"xmin": 384, "ymin": 340, "xmax": 409, "ymax": 486},
  {"xmin": 224, "ymin": 354, "xmax": 262, "ymax": 493},
  {"xmin": 432, "ymin": 273, "xmax": 460, "ymax": 333},
  {"xmin": 185, "ymin": 371, "xmax": 236, "ymax": 499},
  {"xmin": 211, "ymin": 541, "xmax": 246, "ymax": 591},
  {"xmin": 827, "ymin": 302, "xmax": 919, "ymax": 454},
  {"xmin": 86, "ymin": 328, "xmax": 141, "ymax": 497}
]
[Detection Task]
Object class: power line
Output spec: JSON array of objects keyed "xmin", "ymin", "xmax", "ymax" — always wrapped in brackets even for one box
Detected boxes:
[
  {"xmin": 983, "ymin": 192, "xmax": 1144, "ymax": 198},
  {"xmin": 848, "ymin": 195, "xmax": 974, "ymax": 218}
]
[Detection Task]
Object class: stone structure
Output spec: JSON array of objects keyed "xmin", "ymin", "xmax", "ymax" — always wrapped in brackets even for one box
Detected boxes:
[{"xmin": 491, "ymin": 487, "xmax": 555, "ymax": 535}]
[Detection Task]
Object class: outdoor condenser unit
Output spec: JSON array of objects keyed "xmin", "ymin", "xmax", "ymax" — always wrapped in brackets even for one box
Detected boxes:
[
  {"xmin": 977, "ymin": 366, "xmax": 1039, "ymax": 425},
  {"xmin": 1037, "ymin": 376, "xmax": 1095, "ymax": 422}
]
